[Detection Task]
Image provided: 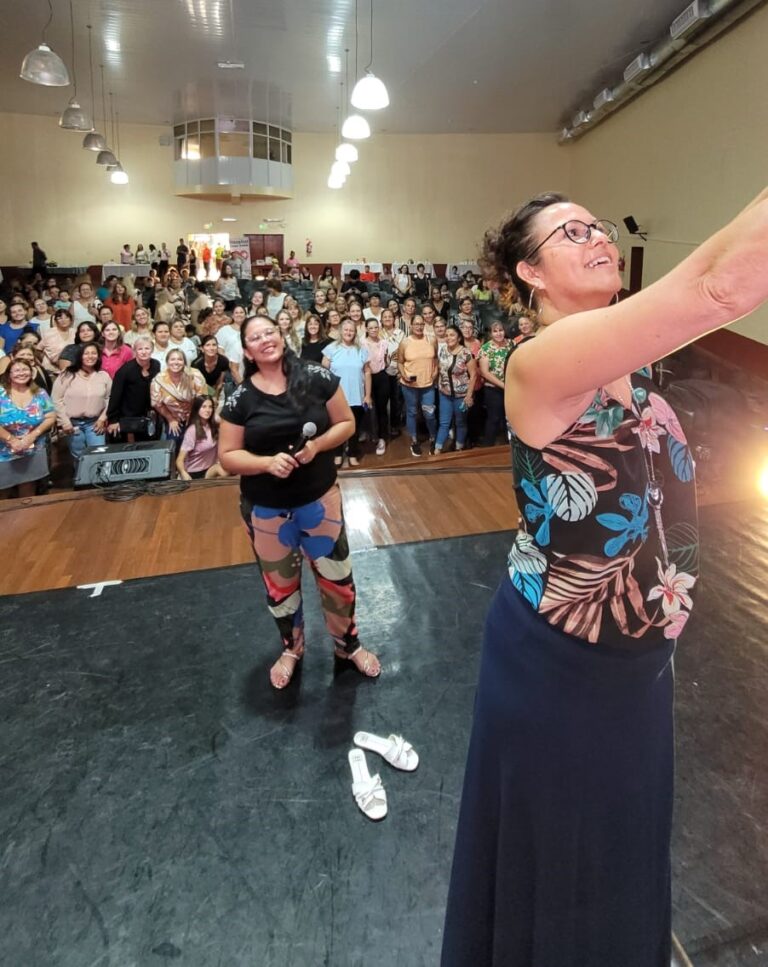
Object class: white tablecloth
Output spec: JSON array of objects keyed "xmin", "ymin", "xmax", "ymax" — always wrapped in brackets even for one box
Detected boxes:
[
  {"xmin": 390, "ymin": 260, "xmax": 434, "ymax": 275},
  {"xmin": 449, "ymin": 261, "xmax": 481, "ymax": 277},
  {"xmin": 341, "ymin": 262, "xmax": 384, "ymax": 276},
  {"xmin": 102, "ymin": 263, "xmax": 153, "ymax": 281}
]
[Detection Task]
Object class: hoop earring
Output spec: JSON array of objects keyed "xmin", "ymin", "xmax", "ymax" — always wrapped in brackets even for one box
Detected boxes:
[
  {"xmin": 611, "ymin": 292, "xmax": 620, "ymax": 305},
  {"xmin": 527, "ymin": 287, "xmax": 538, "ymax": 315}
]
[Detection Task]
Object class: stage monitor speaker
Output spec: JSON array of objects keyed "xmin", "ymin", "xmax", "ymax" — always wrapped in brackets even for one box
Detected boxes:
[{"xmin": 74, "ymin": 440, "xmax": 175, "ymax": 488}]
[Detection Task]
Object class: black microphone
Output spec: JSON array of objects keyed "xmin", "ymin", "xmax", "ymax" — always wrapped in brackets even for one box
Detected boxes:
[{"xmin": 289, "ymin": 421, "xmax": 317, "ymax": 454}]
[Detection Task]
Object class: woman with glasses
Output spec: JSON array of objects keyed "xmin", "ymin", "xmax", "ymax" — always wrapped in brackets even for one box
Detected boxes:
[
  {"xmin": 218, "ymin": 316, "xmax": 381, "ymax": 689},
  {"xmin": 440, "ymin": 192, "xmax": 748, "ymax": 966}
]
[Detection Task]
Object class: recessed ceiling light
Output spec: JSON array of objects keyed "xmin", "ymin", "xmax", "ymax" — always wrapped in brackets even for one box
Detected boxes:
[
  {"xmin": 222, "ymin": 217, "xmax": 237, "ymax": 222},
  {"xmin": 327, "ymin": 55, "xmax": 341, "ymax": 73},
  {"xmin": 105, "ymin": 39, "xmax": 121, "ymax": 53},
  {"xmin": 217, "ymin": 61, "xmax": 244, "ymax": 70}
]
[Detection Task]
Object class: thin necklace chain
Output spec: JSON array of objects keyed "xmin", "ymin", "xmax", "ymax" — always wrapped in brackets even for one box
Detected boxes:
[{"xmin": 628, "ymin": 381, "xmax": 670, "ymax": 568}]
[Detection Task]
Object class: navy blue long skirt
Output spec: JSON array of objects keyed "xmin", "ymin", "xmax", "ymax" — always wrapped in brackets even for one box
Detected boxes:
[{"xmin": 441, "ymin": 577, "xmax": 675, "ymax": 967}]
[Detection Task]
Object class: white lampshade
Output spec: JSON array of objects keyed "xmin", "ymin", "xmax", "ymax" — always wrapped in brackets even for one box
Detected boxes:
[
  {"xmin": 59, "ymin": 98, "xmax": 93, "ymax": 131},
  {"xmin": 335, "ymin": 142, "xmax": 359, "ymax": 163},
  {"xmin": 351, "ymin": 72, "xmax": 389, "ymax": 111},
  {"xmin": 83, "ymin": 130, "xmax": 107, "ymax": 151},
  {"xmin": 20, "ymin": 43, "xmax": 70, "ymax": 86},
  {"xmin": 110, "ymin": 164, "xmax": 129, "ymax": 185},
  {"xmin": 96, "ymin": 147, "xmax": 118, "ymax": 166},
  {"xmin": 341, "ymin": 113, "xmax": 370, "ymax": 140},
  {"xmin": 327, "ymin": 172, "xmax": 345, "ymax": 189},
  {"xmin": 331, "ymin": 160, "xmax": 351, "ymax": 178}
]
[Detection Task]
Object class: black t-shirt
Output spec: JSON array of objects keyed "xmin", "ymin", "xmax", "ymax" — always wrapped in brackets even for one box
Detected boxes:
[
  {"xmin": 300, "ymin": 338, "xmax": 332, "ymax": 364},
  {"xmin": 221, "ymin": 362, "xmax": 341, "ymax": 508},
  {"xmin": 193, "ymin": 353, "xmax": 230, "ymax": 387}
]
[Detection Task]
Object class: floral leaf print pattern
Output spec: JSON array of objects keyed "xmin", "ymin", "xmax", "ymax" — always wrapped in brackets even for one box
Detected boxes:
[
  {"xmin": 539, "ymin": 553, "xmax": 631, "ymax": 643},
  {"xmin": 665, "ymin": 521, "xmax": 700, "ymax": 576},
  {"xmin": 582, "ymin": 390, "xmax": 626, "ymax": 438},
  {"xmin": 596, "ymin": 491, "xmax": 649, "ymax": 556},
  {"xmin": 521, "ymin": 478, "xmax": 555, "ymax": 546},
  {"xmin": 513, "ymin": 445, "xmax": 545, "ymax": 485},
  {"xmin": 546, "ymin": 472, "xmax": 598, "ymax": 522},
  {"xmin": 646, "ymin": 557, "xmax": 697, "ymax": 640},
  {"xmin": 510, "ymin": 570, "xmax": 545, "ymax": 609},
  {"xmin": 648, "ymin": 393, "xmax": 687, "ymax": 444},
  {"xmin": 667, "ymin": 437, "xmax": 694, "ymax": 482},
  {"xmin": 507, "ymin": 531, "xmax": 548, "ymax": 575}
]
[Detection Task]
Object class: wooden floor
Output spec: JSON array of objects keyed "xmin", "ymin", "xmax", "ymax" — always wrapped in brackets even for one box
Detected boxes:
[{"xmin": 1, "ymin": 446, "xmax": 518, "ymax": 595}]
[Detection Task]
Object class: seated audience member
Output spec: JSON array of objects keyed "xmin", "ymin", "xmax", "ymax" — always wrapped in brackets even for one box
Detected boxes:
[
  {"xmin": 266, "ymin": 279, "xmax": 286, "ymax": 318},
  {"xmin": 455, "ymin": 276, "xmax": 475, "ymax": 302},
  {"xmin": 72, "ymin": 281, "xmax": 100, "ymax": 324},
  {"xmin": 192, "ymin": 335, "xmax": 230, "ymax": 398},
  {"xmin": 104, "ymin": 280, "xmax": 136, "ymax": 329},
  {"xmin": 396, "ymin": 314, "xmax": 437, "ymax": 456},
  {"xmin": 151, "ymin": 321, "xmax": 173, "ymax": 367},
  {"xmin": 0, "ymin": 356, "xmax": 56, "ymax": 497},
  {"xmin": 473, "ymin": 277, "xmax": 494, "ymax": 303},
  {"xmin": 378, "ymin": 264, "xmax": 392, "ymax": 284},
  {"xmin": 412, "ymin": 263, "xmax": 431, "ymax": 300},
  {"xmin": 123, "ymin": 306, "xmax": 154, "ymax": 347},
  {"xmin": 364, "ymin": 318, "xmax": 390, "ymax": 455},
  {"xmin": 300, "ymin": 266, "xmax": 314, "ymax": 284},
  {"xmin": 137, "ymin": 275, "xmax": 157, "ymax": 317},
  {"xmin": 215, "ymin": 264, "xmax": 241, "ymax": 311},
  {"xmin": 322, "ymin": 319, "xmax": 371, "ymax": 467},
  {"xmin": 156, "ymin": 272, "xmax": 188, "ymax": 324},
  {"xmin": 334, "ymin": 295, "xmax": 348, "ymax": 315},
  {"xmin": 175, "ymin": 395, "xmax": 227, "ymax": 480},
  {"xmin": 341, "ymin": 269, "xmax": 367, "ymax": 299},
  {"xmin": 41, "ymin": 308, "xmax": 75, "ymax": 374},
  {"xmin": 59, "ymin": 321, "xmax": 100, "ymax": 371},
  {"xmin": 120, "ymin": 243, "xmax": 135, "ymax": 264},
  {"xmin": 360, "ymin": 264, "xmax": 377, "ymax": 283},
  {"xmin": 213, "ymin": 304, "xmax": 246, "ymax": 384},
  {"xmin": 275, "ymin": 308, "xmax": 302, "ymax": 356},
  {"xmin": 100, "ymin": 320, "xmax": 134, "ymax": 379},
  {"xmin": 106, "ymin": 336, "xmax": 160, "ymax": 440},
  {"xmin": 399, "ymin": 296, "xmax": 417, "ymax": 335},
  {"xmin": 188, "ymin": 282, "xmax": 211, "ymax": 330},
  {"xmin": 346, "ymin": 300, "xmax": 365, "ymax": 338},
  {"xmin": 434, "ymin": 325, "xmax": 476, "ymax": 454},
  {"xmin": 0, "ymin": 302, "xmax": 38, "ymax": 353},
  {"xmin": 478, "ymin": 321, "xmax": 512, "ymax": 446},
  {"xmin": 247, "ymin": 289, "xmax": 266, "ymax": 318},
  {"xmin": 52, "ymin": 343, "xmax": 112, "ymax": 464},
  {"xmin": 300, "ymin": 314, "xmax": 331, "ymax": 364},
  {"xmin": 287, "ymin": 266, "xmax": 302, "ymax": 285},
  {"xmin": 448, "ymin": 265, "xmax": 461, "ymax": 282},
  {"xmin": 363, "ymin": 292, "xmax": 383, "ymax": 321},
  {"xmin": 325, "ymin": 286, "xmax": 338, "ymax": 304},
  {"xmin": 393, "ymin": 264, "xmax": 412, "ymax": 299},
  {"xmin": 96, "ymin": 275, "xmax": 116, "ymax": 302},
  {"xmin": 317, "ymin": 266, "xmax": 338, "ymax": 291},
  {"xmin": 206, "ymin": 298, "xmax": 230, "ymax": 334},
  {"xmin": 150, "ymin": 348, "xmax": 206, "ymax": 446},
  {"xmin": 431, "ymin": 284, "xmax": 451, "ymax": 320},
  {"xmin": 311, "ymin": 288, "xmax": 330, "ymax": 320},
  {"xmin": 31, "ymin": 298, "xmax": 53, "ymax": 333},
  {"xmin": 512, "ymin": 314, "xmax": 536, "ymax": 346},
  {"xmin": 168, "ymin": 318, "xmax": 198, "ymax": 365}
]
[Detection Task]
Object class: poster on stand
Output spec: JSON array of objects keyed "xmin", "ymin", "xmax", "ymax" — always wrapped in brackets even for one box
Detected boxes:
[{"xmin": 229, "ymin": 235, "xmax": 252, "ymax": 280}]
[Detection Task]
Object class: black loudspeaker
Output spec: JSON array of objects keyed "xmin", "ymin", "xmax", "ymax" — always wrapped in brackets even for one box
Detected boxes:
[
  {"xmin": 623, "ymin": 215, "xmax": 640, "ymax": 234},
  {"xmin": 74, "ymin": 440, "xmax": 175, "ymax": 487}
]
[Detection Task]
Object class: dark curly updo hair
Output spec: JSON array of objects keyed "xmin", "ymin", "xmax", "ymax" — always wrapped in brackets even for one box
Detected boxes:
[{"xmin": 480, "ymin": 191, "xmax": 569, "ymax": 310}]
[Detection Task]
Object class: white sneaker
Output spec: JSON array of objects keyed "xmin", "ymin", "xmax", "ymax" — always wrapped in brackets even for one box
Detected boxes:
[{"xmin": 376, "ymin": 438, "xmax": 386, "ymax": 455}]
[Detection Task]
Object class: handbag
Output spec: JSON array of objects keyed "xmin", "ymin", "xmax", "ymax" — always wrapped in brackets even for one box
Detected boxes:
[{"xmin": 118, "ymin": 413, "xmax": 157, "ymax": 436}]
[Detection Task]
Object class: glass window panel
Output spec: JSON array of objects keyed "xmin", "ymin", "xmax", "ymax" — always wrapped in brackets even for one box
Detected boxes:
[
  {"xmin": 174, "ymin": 137, "xmax": 184, "ymax": 161},
  {"xmin": 219, "ymin": 132, "xmax": 249, "ymax": 157},
  {"xmin": 253, "ymin": 122, "xmax": 267, "ymax": 135},
  {"xmin": 200, "ymin": 132, "xmax": 215, "ymax": 159},
  {"xmin": 174, "ymin": 124, "xmax": 185, "ymax": 138},
  {"xmin": 286, "ymin": 144, "xmax": 292, "ymax": 165},
  {"xmin": 252, "ymin": 134, "xmax": 268, "ymax": 160},
  {"xmin": 281, "ymin": 129, "xmax": 291, "ymax": 143},
  {"xmin": 233, "ymin": 119, "xmax": 249, "ymax": 133},
  {"xmin": 281, "ymin": 142, "xmax": 288, "ymax": 163},
  {"xmin": 186, "ymin": 121, "xmax": 199, "ymax": 138},
  {"xmin": 184, "ymin": 137, "xmax": 200, "ymax": 160},
  {"xmin": 268, "ymin": 139, "xmax": 280, "ymax": 162},
  {"xmin": 268, "ymin": 125, "xmax": 280, "ymax": 140},
  {"xmin": 200, "ymin": 119, "xmax": 214, "ymax": 132}
]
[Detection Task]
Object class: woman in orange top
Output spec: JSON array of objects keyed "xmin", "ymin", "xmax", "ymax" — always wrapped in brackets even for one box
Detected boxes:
[
  {"xmin": 104, "ymin": 280, "xmax": 136, "ymax": 330},
  {"xmin": 396, "ymin": 314, "xmax": 437, "ymax": 456}
]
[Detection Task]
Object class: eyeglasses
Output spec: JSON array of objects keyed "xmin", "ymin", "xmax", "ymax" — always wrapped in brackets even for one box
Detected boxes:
[
  {"xmin": 526, "ymin": 219, "xmax": 618, "ymax": 260},
  {"xmin": 245, "ymin": 327, "xmax": 278, "ymax": 345}
]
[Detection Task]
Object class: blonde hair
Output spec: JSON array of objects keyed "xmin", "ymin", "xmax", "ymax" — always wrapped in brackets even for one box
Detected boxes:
[{"xmin": 336, "ymin": 317, "xmax": 362, "ymax": 348}]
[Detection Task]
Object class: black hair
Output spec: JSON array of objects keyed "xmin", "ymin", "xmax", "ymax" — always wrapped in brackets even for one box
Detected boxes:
[
  {"xmin": 75, "ymin": 321, "xmax": 101, "ymax": 344},
  {"xmin": 240, "ymin": 316, "xmax": 312, "ymax": 407},
  {"xmin": 445, "ymin": 324, "xmax": 464, "ymax": 346},
  {"xmin": 302, "ymin": 313, "xmax": 327, "ymax": 343},
  {"xmin": 480, "ymin": 191, "xmax": 569, "ymax": 306},
  {"xmin": 200, "ymin": 333, "xmax": 218, "ymax": 348},
  {"xmin": 153, "ymin": 320, "xmax": 170, "ymax": 332},
  {"xmin": 349, "ymin": 269, "xmax": 361, "ymax": 281},
  {"xmin": 68, "ymin": 341, "xmax": 103, "ymax": 373}
]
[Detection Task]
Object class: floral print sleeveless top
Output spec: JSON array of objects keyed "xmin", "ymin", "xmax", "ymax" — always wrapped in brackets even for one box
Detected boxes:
[{"xmin": 508, "ymin": 370, "xmax": 699, "ymax": 649}]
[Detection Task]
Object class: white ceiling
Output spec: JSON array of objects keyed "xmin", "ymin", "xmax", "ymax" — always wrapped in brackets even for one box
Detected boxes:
[{"xmin": 1, "ymin": 0, "xmax": 699, "ymax": 133}]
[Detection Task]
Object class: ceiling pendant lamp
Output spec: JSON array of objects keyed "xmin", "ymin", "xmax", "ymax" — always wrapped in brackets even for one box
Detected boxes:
[
  {"xmin": 82, "ymin": 25, "xmax": 106, "ymax": 149},
  {"xmin": 328, "ymin": 173, "xmax": 345, "ymax": 189},
  {"xmin": 59, "ymin": 0, "xmax": 92, "ymax": 130},
  {"xmin": 350, "ymin": 0, "xmax": 389, "ymax": 110},
  {"xmin": 20, "ymin": 0, "xmax": 70, "ymax": 86},
  {"xmin": 335, "ymin": 142, "xmax": 358, "ymax": 163},
  {"xmin": 109, "ymin": 102, "xmax": 129, "ymax": 184},
  {"xmin": 331, "ymin": 160, "xmax": 351, "ymax": 178},
  {"xmin": 341, "ymin": 114, "xmax": 370, "ymax": 140},
  {"xmin": 95, "ymin": 64, "xmax": 117, "ymax": 165}
]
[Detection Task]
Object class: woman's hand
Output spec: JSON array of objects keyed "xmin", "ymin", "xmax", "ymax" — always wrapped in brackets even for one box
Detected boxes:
[
  {"xmin": 168, "ymin": 419, "xmax": 180, "ymax": 435},
  {"xmin": 8, "ymin": 436, "xmax": 28, "ymax": 454},
  {"xmin": 465, "ymin": 394, "xmax": 474, "ymax": 408},
  {"xmin": 268, "ymin": 452, "xmax": 299, "ymax": 478},
  {"xmin": 363, "ymin": 395, "xmax": 372, "ymax": 408},
  {"xmin": 61, "ymin": 425, "xmax": 75, "ymax": 435},
  {"xmin": 107, "ymin": 422, "xmax": 121, "ymax": 435},
  {"xmin": 94, "ymin": 418, "xmax": 107, "ymax": 434},
  {"xmin": 293, "ymin": 438, "xmax": 318, "ymax": 466}
]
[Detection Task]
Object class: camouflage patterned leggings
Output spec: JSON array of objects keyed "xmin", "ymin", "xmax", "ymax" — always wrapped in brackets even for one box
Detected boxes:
[{"xmin": 240, "ymin": 484, "xmax": 359, "ymax": 655}]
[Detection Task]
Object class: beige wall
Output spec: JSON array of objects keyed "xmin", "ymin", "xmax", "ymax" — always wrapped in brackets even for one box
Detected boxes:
[
  {"xmin": 0, "ymin": 118, "xmax": 569, "ymax": 267},
  {"xmin": 567, "ymin": 3, "xmax": 768, "ymax": 344}
]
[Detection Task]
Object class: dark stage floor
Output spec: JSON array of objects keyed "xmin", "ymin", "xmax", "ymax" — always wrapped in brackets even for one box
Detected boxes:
[{"xmin": 1, "ymin": 504, "xmax": 767, "ymax": 967}]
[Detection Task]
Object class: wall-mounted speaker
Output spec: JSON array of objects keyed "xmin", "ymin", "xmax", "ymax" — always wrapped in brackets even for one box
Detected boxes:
[{"xmin": 623, "ymin": 215, "xmax": 647, "ymax": 240}]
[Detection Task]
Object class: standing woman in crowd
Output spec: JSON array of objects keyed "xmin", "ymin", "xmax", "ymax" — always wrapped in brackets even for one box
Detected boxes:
[
  {"xmin": 454, "ymin": 296, "xmax": 478, "ymax": 332},
  {"xmin": 0, "ymin": 336, "xmax": 52, "ymax": 393},
  {"xmin": 0, "ymin": 296, "xmax": 8, "ymax": 329},
  {"xmin": 151, "ymin": 321, "xmax": 172, "ymax": 367},
  {"xmin": 364, "ymin": 317, "xmax": 390, "ymax": 456},
  {"xmin": 396, "ymin": 314, "xmax": 437, "ymax": 456},
  {"xmin": 322, "ymin": 319, "xmax": 371, "ymax": 467},
  {"xmin": 124, "ymin": 306, "xmax": 154, "ymax": 347},
  {"xmin": 215, "ymin": 263, "xmax": 241, "ymax": 311},
  {"xmin": 431, "ymin": 284, "xmax": 451, "ymax": 321},
  {"xmin": 248, "ymin": 289, "xmax": 266, "ymax": 318},
  {"xmin": 72, "ymin": 281, "xmax": 99, "ymax": 324},
  {"xmin": 399, "ymin": 296, "xmax": 417, "ymax": 335},
  {"xmin": 287, "ymin": 298, "xmax": 306, "ymax": 336},
  {"xmin": 192, "ymin": 334, "xmax": 230, "ymax": 399},
  {"xmin": 31, "ymin": 298, "xmax": 53, "ymax": 333},
  {"xmin": 41, "ymin": 307, "xmax": 75, "ymax": 375},
  {"xmin": 52, "ymin": 343, "xmax": 112, "ymax": 463},
  {"xmin": 346, "ymin": 300, "xmax": 365, "ymax": 338},
  {"xmin": 434, "ymin": 325, "xmax": 476, "ymax": 454},
  {"xmin": 176, "ymin": 395, "xmax": 227, "ymax": 480},
  {"xmin": 311, "ymin": 288, "xmax": 330, "ymax": 322},
  {"xmin": 107, "ymin": 336, "xmax": 160, "ymax": 440},
  {"xmin": 0, "ymin": 357, "xmax": 56, "ymax": 497},
  {"xmin": 439, "ymin": 191, "xmax": 768, "ymax": 966},
  {"xmin": 300, "ymin": 314, "xmax": 331, "ymax": 364},
  {"xmin": 381, "ymin": 307, "xmax": 404, "ymax": 436},
  {"xmin": 266, "ymin": 279, "xmax": 286, "ymax": 318},
  {"xmin": 104, "ymin": 280, "xmax": 136, "ymax": 330},
  {"xmin": 158, "ymin": 243, "xmax": 170, "ymax": 279},
  {"xmin": 478, "ymin": 320, "xmax": 512, "ymax": 446},
  {"xmin": 218, "ymin": 315, "xmax": 380, "ymax": 688},
  {"xmin": 150, "ymin": 348, "xmax": 206, "ymax": 446},
  {"xmin": 100, "ymin": 320, "xmax": 134, "ymax": 379},
  {"xmin": 275, "ymin": 308, "xmax": 302, "ymax": 356},
  {"xmin": 168, "ymin": 318, "xmax": 198, "ymax": 364},
  {"xmin": 59, "ymin": 321, "xmax": 100, "ymax": 371}
]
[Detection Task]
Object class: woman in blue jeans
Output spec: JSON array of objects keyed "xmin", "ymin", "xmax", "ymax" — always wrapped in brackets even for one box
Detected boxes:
[
  {"xmin": 51, "ymin": 343, "xmax": 112, "ymax": 464},
  {"xmin": 434, "ymin": 325, "xmax": 477, "ymax": 453},
  {"xmin": 395, "ymin": 315, "xmax": 437, "ymax": 457}
]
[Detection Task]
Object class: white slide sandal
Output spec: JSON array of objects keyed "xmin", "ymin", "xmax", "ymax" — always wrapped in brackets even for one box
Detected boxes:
[
  {"xmin": 348, "ymin": 749, "xmax": 388, "ymax": 821},
  {"xmin": 354, "ymin": 731, "xmax": 419, "ymax": 772}
]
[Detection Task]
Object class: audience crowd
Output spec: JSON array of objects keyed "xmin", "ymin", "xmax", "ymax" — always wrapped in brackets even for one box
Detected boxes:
[{"xmin": 0, "ymin": 252, "xmax": 530, "ymax": 497}]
